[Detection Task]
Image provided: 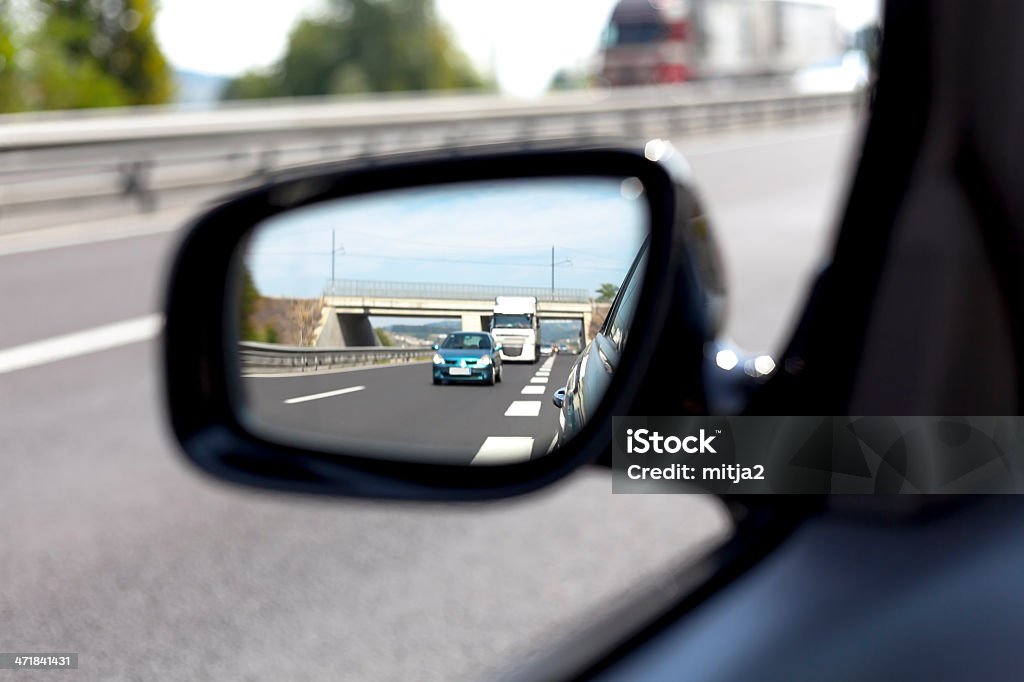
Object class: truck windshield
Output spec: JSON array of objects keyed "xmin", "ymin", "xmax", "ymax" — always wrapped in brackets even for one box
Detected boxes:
[
  {"xmin": 605, "ymin": 22, "xmax": 667, "ymax": 46},
  {"xmin": 492, "ymin": 314, "xmax": 533, "ymax": 329}
]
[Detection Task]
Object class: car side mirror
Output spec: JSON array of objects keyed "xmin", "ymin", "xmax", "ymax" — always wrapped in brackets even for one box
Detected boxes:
[
  {"xmin": 162, "ymin": 142, "xmax": 729, "ymax": 500},
  {"xmin": 552, "ymin": 387, "xmax": 566, "ymax": 409}
]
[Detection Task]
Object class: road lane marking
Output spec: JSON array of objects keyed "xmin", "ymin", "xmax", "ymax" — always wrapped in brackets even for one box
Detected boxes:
[
  {"xmin": 530, "ymin": 377, "xmax": 549, "ymax": 384},
  {"xmin": 505, "ymin": 400, "xmax": 542, "ymax": 417},
  {"xmin": 0, "ymin": 314, "xmax": 162, "ymax": 375},
  {"xmin": 521, "ymin": 386, "xmax": 546, "ymax": 395},
  {"xmin": 470, "ymin": 437, "xmax": 534, "ymax": 465},
  {"xmin": 0, "ymin": 207, "xmax": 191, "ymax": 257},
  {"xmin": 284, "ymin": 385, "xmax": 365, "ymax": 404}
]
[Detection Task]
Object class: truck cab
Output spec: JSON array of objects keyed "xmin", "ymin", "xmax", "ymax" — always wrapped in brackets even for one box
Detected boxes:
[{"xmin": 490, "ymin": 296, "xmax": 540, "ymax": 363}]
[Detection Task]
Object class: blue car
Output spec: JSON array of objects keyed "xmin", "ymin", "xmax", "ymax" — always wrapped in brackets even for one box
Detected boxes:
[{"xmin": 432, "ymin": 332, "xmax": 503, "ymax": 385}]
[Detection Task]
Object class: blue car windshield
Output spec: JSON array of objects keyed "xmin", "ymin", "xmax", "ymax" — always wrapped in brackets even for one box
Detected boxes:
[{"xmin": 441, "ymin": 334, "xmax": 491, "ymax": 350}]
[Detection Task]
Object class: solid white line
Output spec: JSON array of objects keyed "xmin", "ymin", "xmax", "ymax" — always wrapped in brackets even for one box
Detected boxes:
[
  {"xmin": 505, "ymin": 400, "xmax": 542, "ymax": 417},
  {"xmin": 284, "ymin": 385, "xmax": 365, "ymax": 404},
  {"xmin": 0, "ymin": 208, "xmax": 191, "ymax": 257},
  {"xmin": 521, "ymin": 385, "xmax": 546, "ymax": 395},
  {"xmin": 0, "ymin": 314, "xmax": 162, "ymax": 375},
  {"xmin": 470, "ymin": 436, "xmax": 534, "ymax": 465},
  {"xmin": 530, "ymin": 377, "xmax": 549, "ymax": 384}
]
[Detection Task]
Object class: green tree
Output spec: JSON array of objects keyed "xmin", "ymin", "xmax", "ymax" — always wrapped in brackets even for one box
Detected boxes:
[
  {"xmin": 224, "ymin": 0, "xmax": 483, "ymax": 100},
  {"xmin": 548, "ymin": 67, "xmax": 589, "ymax": 92},
  {"xmin": 220, "ymin": 68, "xmax": 282, "ymax": 100},
  {"xmin": 375, "ymin": 328, "xmax": 394, "ymax": 347},
  {"xmin": 596, "ymin": 283, "xmax": 619, "ymax": 302},
  {"xmin": 28, "ymin": 0, "xmax": 172, "ymax": 110},
  {"xmin": 263, "ymin": 324, "xmax": 280, "ymax": 344},
  {"xmin": 0, "ymin": 1, "xmax": 24, "ymax": 112},
  {"xmin": 239, "ymin": 266, "xmax": 261, "ymax": 342}
]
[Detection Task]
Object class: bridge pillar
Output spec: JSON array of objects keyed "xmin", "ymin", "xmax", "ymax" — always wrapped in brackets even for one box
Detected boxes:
[
  {"xmin": 317, "ymin": 311, "xmax": 379, "ymax": 347},
  {"xmin": 316, "ymin": 310, "xmax": 344, "ymax": 347},
  {"xmin": 339, "ymin": 314, "xmax": 379, "ymax": 346},
  {"xmin": 582, "ymin": 311, "xmax": 593, "ymax": 345},
  {"xmin": 460, "ymin": 313, "xmax": 484, "ymax": 332}
]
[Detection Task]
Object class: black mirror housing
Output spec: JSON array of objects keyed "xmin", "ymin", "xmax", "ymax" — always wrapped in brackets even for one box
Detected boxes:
[{"xmin": 162, "ymin": 141, "xmax": 726, "ymax": 500}]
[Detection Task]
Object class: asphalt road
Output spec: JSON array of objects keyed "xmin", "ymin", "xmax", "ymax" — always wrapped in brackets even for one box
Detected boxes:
[
  {"xmin": 0, "ymin": 115, "xmax": 859, "ymax": 680},
  {"xmin": 244, "ymin": 355, "xmax": 575, "ymax": 463}
]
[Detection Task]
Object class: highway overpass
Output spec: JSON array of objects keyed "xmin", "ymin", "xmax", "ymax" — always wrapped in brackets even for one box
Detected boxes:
[{"xmin": 318, "ymin": 280, "xmax": 595, "ymax": 347}]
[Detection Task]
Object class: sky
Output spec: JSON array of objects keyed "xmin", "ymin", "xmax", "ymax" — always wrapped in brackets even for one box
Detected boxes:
[
  {"xmin": 244, "ymin": 177, "xmax": 648, "ymax": 299},
  {"xmin": 156, "ymin": 0, "xmax": 880, "ymax": 97}
]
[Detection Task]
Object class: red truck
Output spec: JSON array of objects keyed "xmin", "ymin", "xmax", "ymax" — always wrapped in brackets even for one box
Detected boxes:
[{"xmin": 599, "ymin": 0, "xmax": 844, "ymax": 86}]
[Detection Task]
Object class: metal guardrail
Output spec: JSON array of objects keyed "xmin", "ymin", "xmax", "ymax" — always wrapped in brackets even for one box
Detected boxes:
[
  {"xmin": 325, "ymin": 279, "xmax": 592, "ymax": 303},
  {"xmin": 239, "ymin": 342, "xmax": 432, "ymax": 374},
  {"xmin": 0, "ymin": 85, "xmax": 863, "ymax": 218}
]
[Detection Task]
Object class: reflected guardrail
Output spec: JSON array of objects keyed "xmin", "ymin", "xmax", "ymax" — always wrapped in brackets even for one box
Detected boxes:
[
  {"xmin": 240, "ymin": 341, "xmax": 432, "ymax": 375},
  {"xmin": 1, "ymin": 85, "xmax": 862, "ymax": 218}
]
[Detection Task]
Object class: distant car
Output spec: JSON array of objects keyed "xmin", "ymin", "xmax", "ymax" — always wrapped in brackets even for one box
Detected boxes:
[
  {"xmin": 558, "ymin": 344, "xmax": 569, "ymax": 353},
  {"xmin": 539, "ymin": 345, "xmax": 553, "ymax": 356},
  {"xmin": 431, "ymin": 331, "xmax": 503, "ymax": 385}
]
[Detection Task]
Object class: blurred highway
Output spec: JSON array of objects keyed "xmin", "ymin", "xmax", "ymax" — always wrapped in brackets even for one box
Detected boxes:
[{"xmin": 0, "ymin": 115, "xmax": 858, "ymax": 680}]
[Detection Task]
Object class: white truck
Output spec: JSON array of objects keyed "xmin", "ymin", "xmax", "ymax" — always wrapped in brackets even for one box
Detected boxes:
[{"xmin": 490, "ymin": 296, "xmax": 540, "ymax": 363}]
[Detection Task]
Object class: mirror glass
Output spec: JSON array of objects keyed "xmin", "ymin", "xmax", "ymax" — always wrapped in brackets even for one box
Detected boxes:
[{"xmin": 234, "ymin": 176, "xmax": 649, "ymax": 464}]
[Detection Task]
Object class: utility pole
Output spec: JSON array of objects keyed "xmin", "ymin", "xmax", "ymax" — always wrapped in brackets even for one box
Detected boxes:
[
  {"xmin": 550, "ymin": 246, "xmax": 571, "ymax": 298},
  {"xmin": 330, "ymin": 230, "xmax": 345, "ymax": 295}
]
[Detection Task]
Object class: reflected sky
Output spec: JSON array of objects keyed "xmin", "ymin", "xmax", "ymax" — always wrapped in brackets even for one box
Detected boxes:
[{"xmin": 245, "ymin": 177, "xmax": 649, "ymax": 299}]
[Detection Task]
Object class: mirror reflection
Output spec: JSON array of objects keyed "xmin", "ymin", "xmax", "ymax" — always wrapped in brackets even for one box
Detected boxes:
[{"xmin": 235, "ymin": 176, "xmax": 649, "ymax": 464}]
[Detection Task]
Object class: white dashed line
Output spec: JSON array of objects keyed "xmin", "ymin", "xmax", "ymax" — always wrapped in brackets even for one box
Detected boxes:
[
  {"xmin": 505, "ymin": 401, "xmax": 542, "ymax": 417},
  {"xmin": 530, "ymin": 377, "xmax": 549, "ymax": 384},
  {"xmin": 0, "ymin": 315, "xmax": 162, "ymax": 375},
  {"xmin": 284, "ymin": 385, "xmax": 365, "ymax": 404},
  {"xmin": 471, "ymin": 437, "xmax": 534, "ymax": 464},
  {"xmin": 520, "ymin": 385, "xmax": 546, "ymax": 395}
]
